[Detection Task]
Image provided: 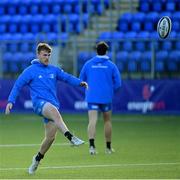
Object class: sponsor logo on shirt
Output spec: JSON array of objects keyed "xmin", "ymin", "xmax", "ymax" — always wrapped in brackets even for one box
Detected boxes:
[
  {"xmin": 91, "ymin": 105, "xmax": 98, "ymax": 109},
  {"xmin": 91, "ymin": 63, "xmax": 108, "ymax": 68},
  {"xmin": 38, "ymin": 75, "xmax": 43, "ymax": 78}
]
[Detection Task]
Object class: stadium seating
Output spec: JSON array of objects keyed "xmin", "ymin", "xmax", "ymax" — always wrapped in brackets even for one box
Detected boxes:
[
  {"xmin": 110, "ymin": 0, "xmax": 180, "ymax": 76},
  {"xmin": 0, "ymin": 0, "xmax": 110, "ymax": 73}
]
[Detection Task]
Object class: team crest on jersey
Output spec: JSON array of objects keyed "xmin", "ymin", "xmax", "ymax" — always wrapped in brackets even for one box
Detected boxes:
[{"xmin": 49, "ymin": 74, "xmax": 55, "ymax": 78}]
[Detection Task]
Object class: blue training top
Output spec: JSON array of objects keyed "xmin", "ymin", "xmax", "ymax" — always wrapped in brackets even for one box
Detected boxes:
[
  {"xmin": 8, "ymin": 59, "xmax": 82, "ymax": 108},
  {"xmin": 79, "ymin": 55, "xmax": 121, "ymax": 104}
]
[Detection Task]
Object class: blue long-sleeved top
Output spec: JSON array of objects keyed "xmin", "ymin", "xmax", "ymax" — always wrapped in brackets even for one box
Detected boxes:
[
  {"xmin": 8, "ymin": 59, "xmax": 82, "ymax": 107},
  {"xmin": 79, "ymin": 55, "xmax": 121, "ymax": 104}
]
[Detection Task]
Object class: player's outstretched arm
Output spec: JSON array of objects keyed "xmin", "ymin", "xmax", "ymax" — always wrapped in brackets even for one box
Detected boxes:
[
  {"xmin": 5, "ymin": 102, "xmax": 13, "ymax": 115},
  {"xmin": 80, "ymin": 81, "xmax": 88, "ymax": 89}
]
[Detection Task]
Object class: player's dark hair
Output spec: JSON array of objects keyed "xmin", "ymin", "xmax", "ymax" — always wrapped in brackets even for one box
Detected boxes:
[
  {"xmin": 36, "ymin": 43, "xmax": 52, "ymax": 54},
  {"xmin": 96, "ymin": 41, "xmax": 109, "ymax": 55}
]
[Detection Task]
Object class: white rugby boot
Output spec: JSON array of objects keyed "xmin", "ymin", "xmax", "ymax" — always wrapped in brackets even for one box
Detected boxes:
[
  {"xmin": 28, "ymin": 156, "xmax": 40, "ymax": 174},
  {"xmin": 105, "ymin": 148, "xmax": 115, "ymax": 154},
  {"xmin": 89, "ymin": 146, "xmax": 97, "ymax": 155},
  {"xmin": 71, "ymin": 136, "xmax": 85, "ymax": 146}
]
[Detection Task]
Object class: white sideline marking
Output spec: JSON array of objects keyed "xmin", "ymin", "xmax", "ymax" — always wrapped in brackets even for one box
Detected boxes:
[
  {"xmin": 0, "ymin": 162, "xmax": 179, "ymax": 171},
  {"xmin": 0, "ymin": 143, "xmax": 72, "ymax": 148}
]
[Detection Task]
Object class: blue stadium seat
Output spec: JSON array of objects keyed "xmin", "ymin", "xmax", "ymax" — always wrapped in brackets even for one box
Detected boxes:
[
  {"xmin": 172, "ymin": 12, "xmax": 180, "ymax": 21},
  {"xmin": 83, "ymin": 14, "xmax": 89, "ymax": 28},
  {"xmin": 127, "ymin": 61, "xmax": 138, "ymax": 72},
  {"xmin": 149, "ymin": 31, "xmax": 159, "ymax": 39},
  {"xmin": 146, "ymin": 12, "xmax": 159, "ymax": 22},
  {"xmin": 135, "ymin": 31, "xmax": 150, "ymax": 51},
  {"xmin": 141, "ymin": 51, "xmax": 152, "ymax": 62},
  {"xmin": 161, "ymin": 41, "xmax": 173, "ymax": 51},
  {"xmin": 98, "ymin": 31, "xmax": 112, "ymax": 40},
  {"xmin": 168, "ymin": 50, "xmax": 180, "ymax": 62},
  {"xmin": 175, "ymin": 41, "xmax": 180, "ymax": 50},
  {"xmin": 116, "ymin": 51, "xmax": 128, "ymax": 72},
  {"xmin": 0, "ymin": 33, "xmax": 11, "ymax": 41},
  {"xmin": 133, "ymin": 12, "xmax": 145, "ymax": 23},
  {"xmin": 120, "ymin": 12, "xmax": 133, "ymax": 22},
  {"xmin": 166, "ymin": 2, "xmax": 176, "ymax": 12},
  {"xmin": 19, "ymin": 43, "xmax": 30, "ymax": 52},
  {"xmin": 131, "ymin": 21, "xmax": 141, "ymax": 32},
  {"xmin": 128, "ymin": 51, "xmax": 141, "ymax": 62},
  {"xmin": 91, "ymin": 0, "xmax": 104, "ymax": 15},
  {"xmin": 59, "ymin": 32, "xmax": 69, "ymax": 46},
  {"xmin": 0, "ymin": 24, "xmax": 6, "ymax": 33},
  {"xmin": 18, "ymin": 5, "xmax": 28, "ymax": 15},
  {"xmin": 8, "ymin": 43, "xmax": 19, "ymax": 53},
  {"xmin": 40, "ymin": 4, "xmax": 50, "ymax": 14},
  {"xmin": 128, "ymin": 51, "xmax": 141, "ymax": 72},
  {"xmin": 52, "ymin": 4, "xmax": 62, "ymax": 14},
  {"xmin": 135, "ymin": 41, "xmax": 146, "ymax": 51},
  {"xmin": 139, "ymin": 2, "xmax": 150, "ymax": 12},
  {"xmin": 155, "ymin": 61, "xmax": 165, "ymax": 72},
  {"xmin": 47, "ymin": 33, "xmax": 58, "ymax": 45},
  {"xmin": 113, "ymin": 31, "xmax": 124, "ymax": 39},
  {"xmin": 0, "ymin": 5, "xmax": 5, "ymax": 15},
  {"xmin": 122, "ymin": 41, "xmax": 133, "ymax": 52},
  {"xmin": 152, "ymin": 2, "xmax": 163, "ymax": 12},
  {"xmin": 156, "ymin": 51, "xmax": 168, "ymax": 61},
  {"xmin": 2, "ymin": 52, "xmax": 13, "ymax": 73},
  {"xmin": 173, "ymin": 21, "xmax": 180, "ymax": 31},
  {"xmin": 159, "ymin": 11, "xmax": 172, "ymax": 19},
  {"xmin": 8, "ymin": 24, "xmax": 18, "ymax": 33},
  {"xmin": 116, "ymin": 51, "xmax": 128, "ymax": 63},
  {"xmin": 137, "ymin": 31, "xmax": 150, "ymax": 39},
  {"xmin": 64, "ymin": 4, "xmax": 72, "ymax": 14},
  {"xmin": 167, "ymin": 50, "xmax": 180, "ymax": 71},
  {"xmin": 169, "ymin": 31, "xmax": 177, "ymax": 38},
  {"xmin": 124, "ymin": 32, "xmax": 137, "ymax": 38},
  {"xmin": 30, "ymin": 15, "xmax": 43, "ymax": 33},
  {"xmin": 122, "ymin": 32, "xmax": 137, "ymax": 51},
  {"xmin": 12, "ymin": 52, "xmax": 24, "ymax": 62},
  {"xmin": 143, "ymin": 21, "xmax": 154, "ymax": 31},
  {"xmin": 167, "ymin": 61, "xmax": 178, "ymax": 72},
  {"xmin": 7, "ymin": 5, "xmax": 17, "ymax": 15},
  {"xmin": 117, "ymin": 12, "xmax": 132, "ymax": 32},
  {"xmin": 21, "ymin": 33, "xmax": 36, "ymax": 41},
  {"xmin": 140, "ymin": 60, "xmax": 151, "ymax": 72},
  {"xmin": 68, "ymin": 14, "xmax": 79, "ymax": 33},
  {"xmin": 19, "ymin": 15, "xmax": 31, "ymax": 33},
  {"xmin": 117, "ymin": 19, "xmax": 129, "ymax": 32},
  {"xmin": 77, "ymin": 51, "xmax": 95, "ymax": 72},
  {"xmin": 42, "ymin": 24, "xmax": 51, "ymax": 33},
  {"xmin": 8, "ymin": 52, "xmax": 23, "ymax": 73},
  {"xmin": 3, "ymin": 52, "xmax": 13, "ymax": 62},
  {"xmin": 29, "ymin": 4, "xmax": 39, "ymax": 14},
  {"xmin": 0, "ymin": 15, "xmax": 11, "ymax": 25},
  {"xmin": 26, "ymin": 52, "xmax": 35, "ymax": 61}
]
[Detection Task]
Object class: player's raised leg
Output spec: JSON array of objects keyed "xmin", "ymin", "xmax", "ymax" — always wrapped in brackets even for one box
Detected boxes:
[{"xmin": 42, "ymin": 102, "xmax": 84, "ymax": 146}]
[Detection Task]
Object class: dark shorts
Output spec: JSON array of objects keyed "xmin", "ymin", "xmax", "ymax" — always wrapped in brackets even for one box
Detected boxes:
[
  {"xmin": 33, "ymin": 99, "xmax": 56, "ymax": 124},
  {"xmin": 88, "ymin": 103, "xmax": 112, "ymax": 112}
]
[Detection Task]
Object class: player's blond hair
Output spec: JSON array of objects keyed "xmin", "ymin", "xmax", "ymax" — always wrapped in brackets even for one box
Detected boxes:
[{"xmin": 36, "ymin": 43, "xmax": 52, "ymax": 54}]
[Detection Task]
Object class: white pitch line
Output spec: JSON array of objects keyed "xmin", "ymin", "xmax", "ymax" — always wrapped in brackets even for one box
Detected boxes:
[
  {"xmin": 0, "ymin": 143, "xmax": 75, "ymax": 148},
  {"xmin": 0, "ymin": 162, "xmax": 179, "ymax": 171}
]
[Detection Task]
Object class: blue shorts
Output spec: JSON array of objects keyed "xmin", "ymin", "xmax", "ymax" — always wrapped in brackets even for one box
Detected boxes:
[
  {"xmin": 88, "ymin": 103, "xmax": 112, "ymax": 112},
  {"xmin": 33, "ymin": 99, "xmax": 55, "ymax": 124}
]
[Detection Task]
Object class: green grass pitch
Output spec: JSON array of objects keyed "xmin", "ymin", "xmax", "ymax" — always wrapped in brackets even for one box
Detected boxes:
[{"xmin": 0, "ymin": 113, "xmax": 179, "ymax": 179}]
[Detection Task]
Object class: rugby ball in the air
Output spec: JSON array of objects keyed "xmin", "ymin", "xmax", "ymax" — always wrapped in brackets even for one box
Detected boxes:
[{"xmin": 157, "ymin": 16, "xmax": 172, "ymax": 39}]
